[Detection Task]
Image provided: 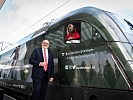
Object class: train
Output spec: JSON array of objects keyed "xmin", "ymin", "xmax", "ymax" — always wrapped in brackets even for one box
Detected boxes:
[{"xmin": 0, "ymin": 6, "xmax": 133, "ymax": 100}]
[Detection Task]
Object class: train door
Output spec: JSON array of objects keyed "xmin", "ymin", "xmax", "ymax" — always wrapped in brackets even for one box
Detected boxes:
[{"xmin": 45, "ymin": 22, "xmax": 83, "ymax": 100}]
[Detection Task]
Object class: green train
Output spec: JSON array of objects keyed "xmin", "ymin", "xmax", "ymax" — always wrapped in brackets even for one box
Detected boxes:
[{"xmin": 0, "ymin": 6, "xmax": 133, "ymax": 100}]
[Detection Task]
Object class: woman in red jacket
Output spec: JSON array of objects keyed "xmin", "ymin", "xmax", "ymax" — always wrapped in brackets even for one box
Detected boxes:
[{"xmin": 66, "ymin": 24, "xmax": 80, "ymax": 40}]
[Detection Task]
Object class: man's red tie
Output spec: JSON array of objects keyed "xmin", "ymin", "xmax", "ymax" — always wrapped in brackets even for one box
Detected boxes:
[{"xmin": 44, "ymin": 49, "xmax": 47, "ymax": 71}]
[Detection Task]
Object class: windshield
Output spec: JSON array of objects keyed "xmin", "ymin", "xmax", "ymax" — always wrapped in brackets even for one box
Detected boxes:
[
  {"xmin": 106, "ymin": 12, "xmax": 133, "ymax": 44},
  {"xmin": 106, "ymin": 12, "xmax": 133, "ymax": 59},
  {"xmin": 106, "ymin": 12, "xmax": 133, "ymax": 84}
]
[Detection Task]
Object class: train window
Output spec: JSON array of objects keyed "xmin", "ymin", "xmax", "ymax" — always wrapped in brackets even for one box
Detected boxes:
[{"xmin": 65, "ymin": 22, "xmax": 81, "ymax": 44}]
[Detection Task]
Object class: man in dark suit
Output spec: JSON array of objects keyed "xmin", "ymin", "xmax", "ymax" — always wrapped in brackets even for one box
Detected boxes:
[{"xmin": 29, "ymin": 40, "xmax": 54, "ymax": 100}]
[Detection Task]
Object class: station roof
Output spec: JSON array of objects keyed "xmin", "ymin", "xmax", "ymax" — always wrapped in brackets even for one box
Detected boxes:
[{"xmin": 0, "ymin": 0, "xmax": 6, "ymax": 10}]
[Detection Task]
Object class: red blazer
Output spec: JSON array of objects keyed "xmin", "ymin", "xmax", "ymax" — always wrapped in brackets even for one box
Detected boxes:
[{"xmin": 66, "ymin": 31, "xmax": 80, "ymax": 40}]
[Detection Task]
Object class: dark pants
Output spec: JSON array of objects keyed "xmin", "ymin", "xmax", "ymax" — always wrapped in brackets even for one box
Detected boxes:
[{"xmin": 32, "ymin": 73, "xmax": 48, "ymax": 100}]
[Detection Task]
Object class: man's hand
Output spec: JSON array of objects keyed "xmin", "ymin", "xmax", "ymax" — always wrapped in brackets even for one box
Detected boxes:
[
  {"xmin": 49, "ymin": 77, "xmax": 54, "ymax": 82},
  {"xmin": 39, "ymin": 62, "xmax": 47, "ymax": 67}
]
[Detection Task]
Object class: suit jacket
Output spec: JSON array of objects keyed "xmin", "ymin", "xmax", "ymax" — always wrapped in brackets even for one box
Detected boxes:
[{"xmin": 29, "ymin": 47, "xmax": 54, "ymax": 79}]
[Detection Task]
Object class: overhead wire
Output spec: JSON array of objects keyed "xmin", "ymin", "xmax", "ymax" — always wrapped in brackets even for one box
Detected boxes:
[
  {"xmin": 10, "ymin": 0, "xmax": 43, "ymax": 33},
  {"xmin": 12, "ymin": 0, "xmax": 71, "ymax": 41}
]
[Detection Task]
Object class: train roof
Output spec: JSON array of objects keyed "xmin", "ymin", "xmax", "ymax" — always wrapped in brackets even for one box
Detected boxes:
[
  {"xmin": 49, "ymin": 6, "xmax": 133, "ymax": 43},
  {"xmin": 0, "ymin": 6, "xmax": 132, "ymax": 55}
]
